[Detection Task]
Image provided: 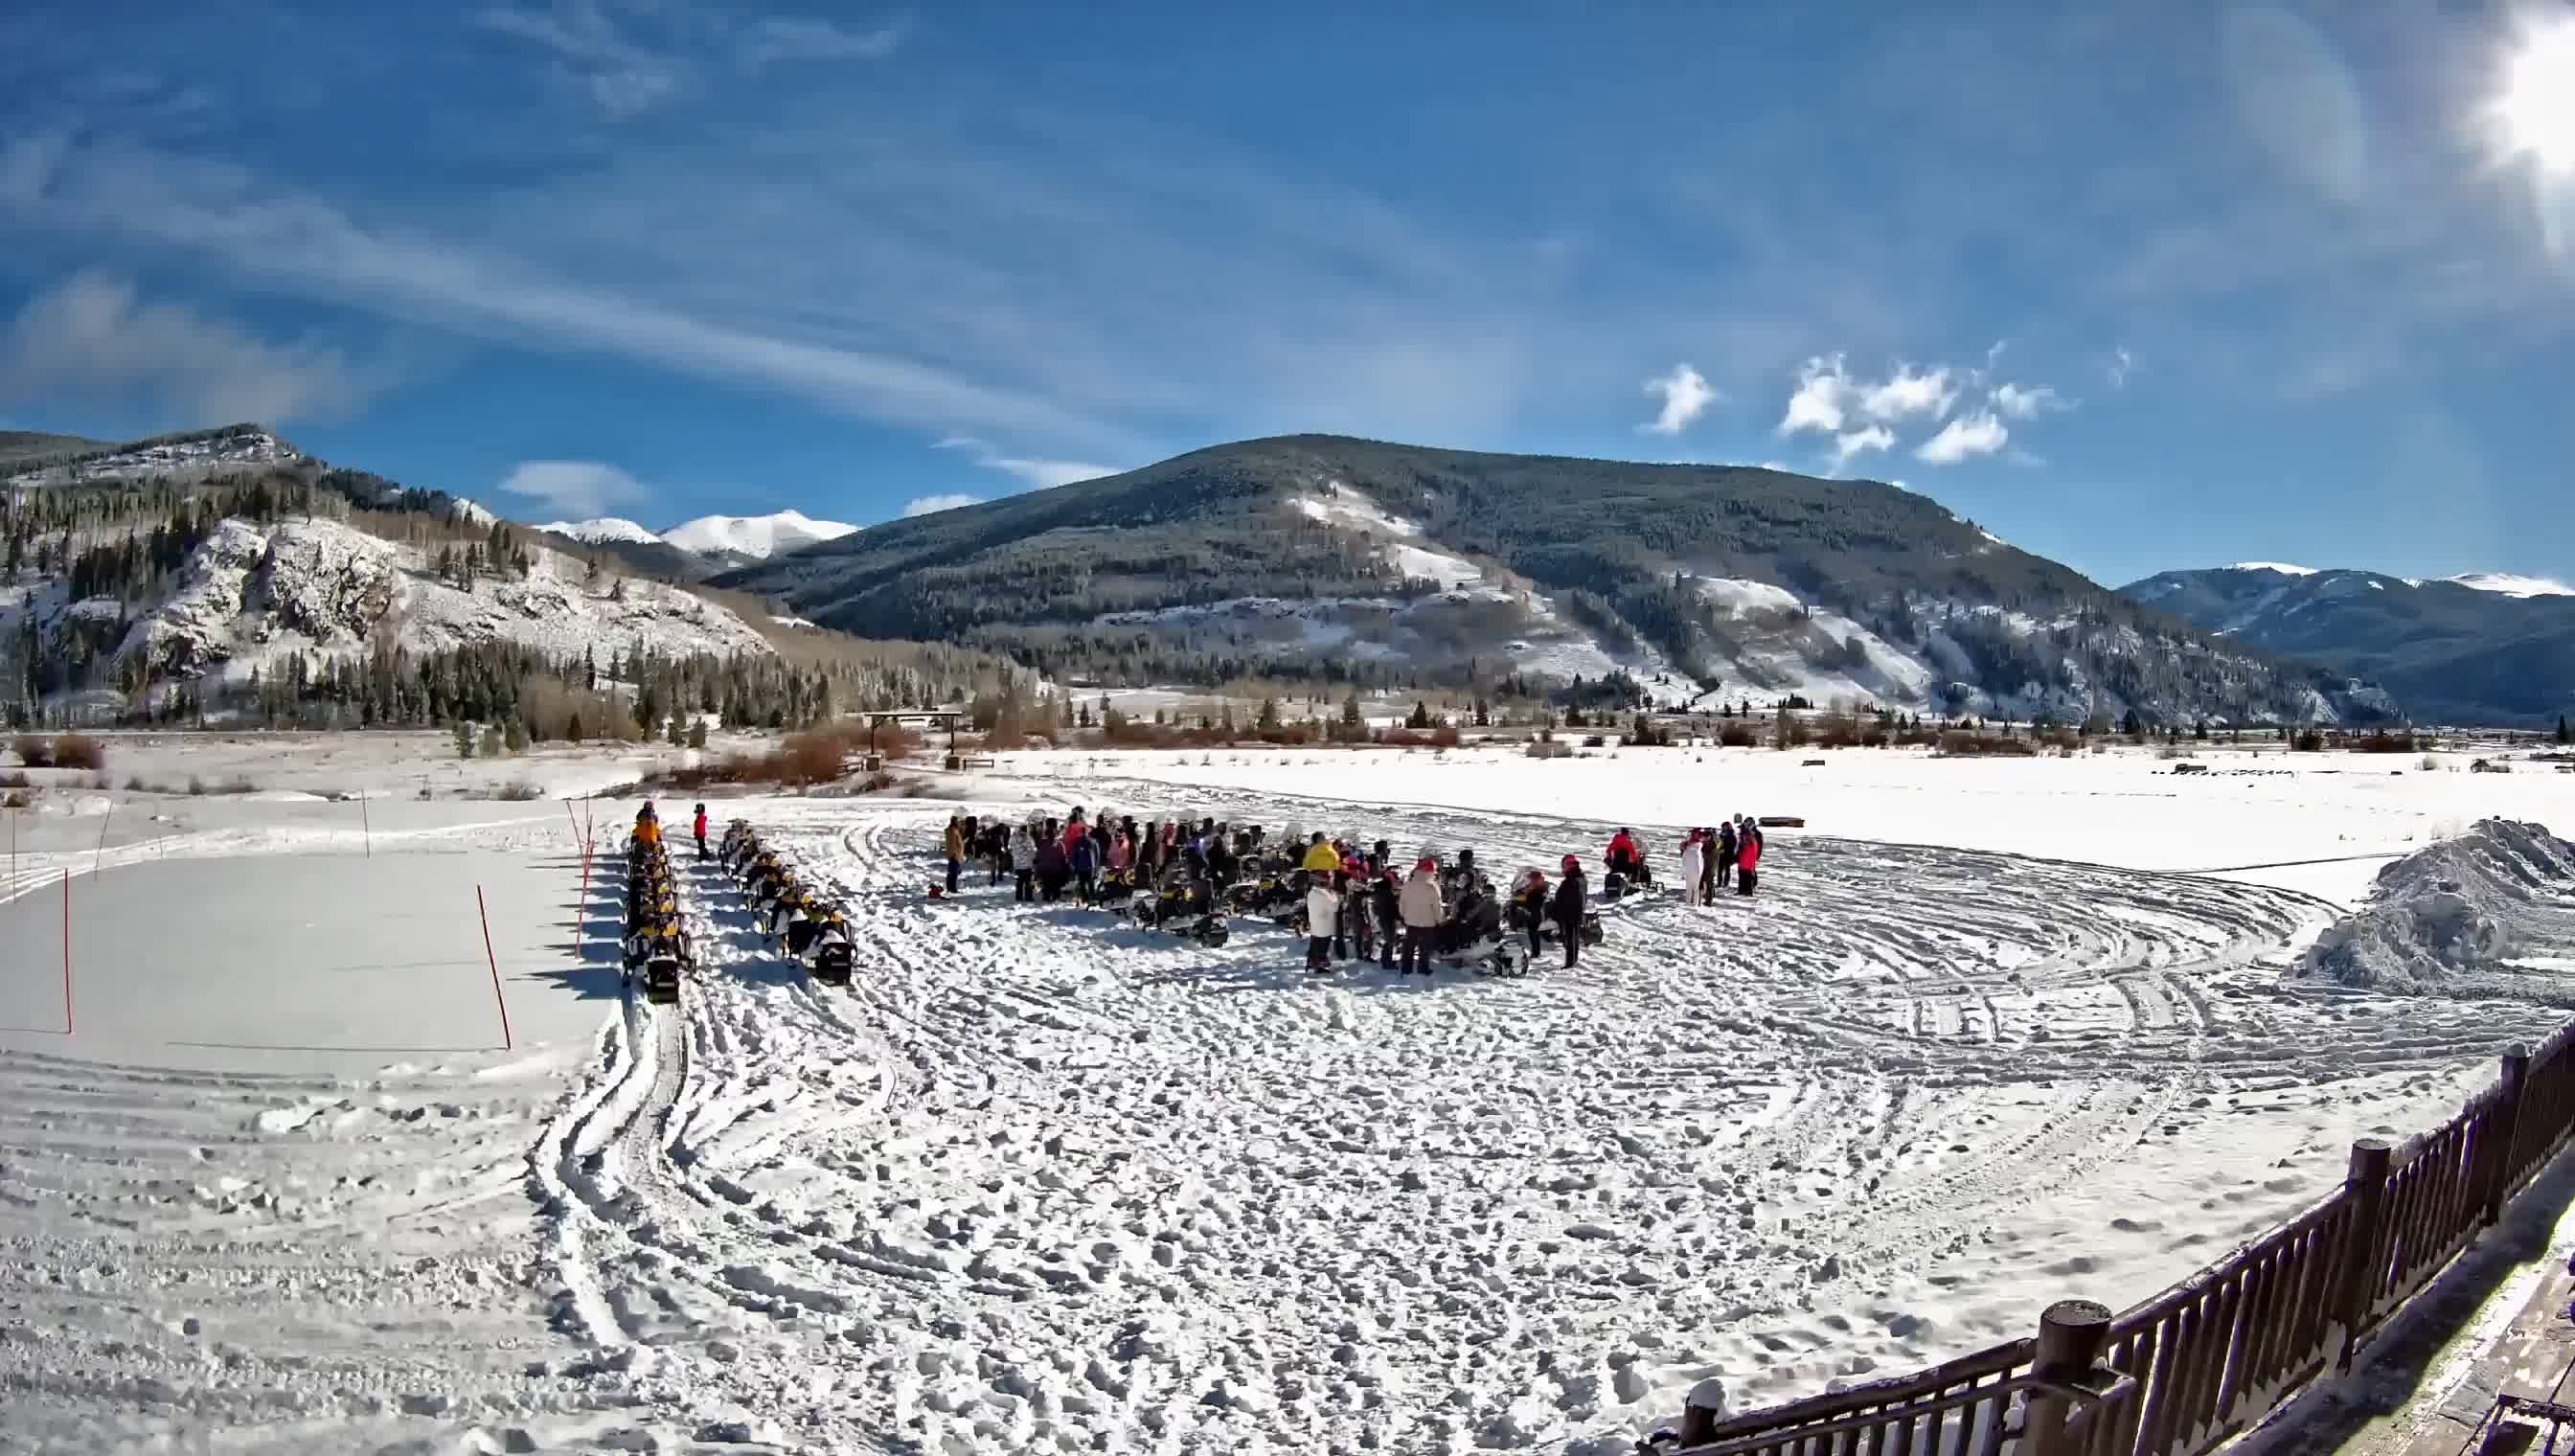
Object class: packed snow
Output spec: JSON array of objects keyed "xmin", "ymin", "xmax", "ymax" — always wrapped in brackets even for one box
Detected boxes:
[
  {"xmin": 660, "ymin": 510, "xmax": 856, "ymax": 560},
  {"xmin": 5, "ymin": 733, "xmax": 2573, "ymax": 1452},
  {"xmin": 2226, "ymin": 561, "xmax": 2319, "ymax": 576}
]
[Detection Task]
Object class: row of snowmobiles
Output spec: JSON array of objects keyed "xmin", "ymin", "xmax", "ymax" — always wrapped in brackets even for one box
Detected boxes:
[
  {"xmin": 622, "ymin": 834, "xmax": 690, "ymax": 1006},
  {"xmin": 720, "ymin": 820, "xmax": 856, "ymax": 985}
]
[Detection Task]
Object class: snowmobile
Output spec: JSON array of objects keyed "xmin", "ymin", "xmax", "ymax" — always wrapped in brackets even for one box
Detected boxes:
[
  {"xmin": 642, "ymin": 953, "xmax": 683, "ymax": 1005},
  {"xmin": 786, "ymin": 906, "xmax": 855, "ymax": 986},
  {"xmin": 1427, "ymin": 878, "xmax": 1532, "ymax": 976},
  {"xmin": 1504, "ymin": 891, "xmax": 1603, "ymax": 967},
  {"xmin": 1229, "ymin": 860, "xmax": 1306, "ymax": 920},
  {"xmin": 1130, "ymin": 870, "xmax": 1232, "ymax": 947}
]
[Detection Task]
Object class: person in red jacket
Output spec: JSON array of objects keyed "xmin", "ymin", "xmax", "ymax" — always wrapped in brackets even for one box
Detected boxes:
[
  {"xmin": 693, "ymin": 804, "xmax": 710, "ymax": 859},
  {"xmin": 1604, "ymin": 829, "xmax": 1649, "ymax": 886},
  {"xmin": 1736, "ymin": 823, "xmax": 1764, "ymax": 897}
]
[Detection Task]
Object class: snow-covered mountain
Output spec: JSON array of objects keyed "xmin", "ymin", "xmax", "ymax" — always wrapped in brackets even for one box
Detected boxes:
[
  {"xmin": 723, "ymin": 433, "xmax": 2388, "ymax": 725},
  {"xmin": 2121, "ymin": 563, "xmax": 2575, "ymax": 725},
  {"xmin": 537, "ymin": 516, "xmax": 664, "ymax": 547},
  {"xmin": 660, "ymin": 510, "xmax": 856, "ymax": 562},
  {"xmin": 6, "ymin": 514, "xmax": 777, "ymax": 710}
]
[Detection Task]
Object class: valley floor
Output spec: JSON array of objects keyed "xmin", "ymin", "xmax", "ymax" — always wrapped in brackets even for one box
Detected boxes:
[{"xmin": 2, "ymin": 737, "xmax": 2571, "ymax": 1453}]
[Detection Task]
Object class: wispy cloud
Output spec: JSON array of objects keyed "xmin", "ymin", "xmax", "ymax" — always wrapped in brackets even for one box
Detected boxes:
[
  {"xmin": 736, "ymin": 16, "xmax": 906, "ymax": 70},
  {"xmin": 0, "ymin": 270, "xmax": 376, "ymax": 426},
  {"xmin": 933, "ymin": 435, "xmax": 1117, "ymax": 489},
  {"xmin": 472, "ymin": 1, "xmax": 902, "ymax": 115},
  {"xmin": 2107, "ymin": 347, "xmax": 2134, "ymax": 388},
  {"xmin": 902, "ymin": 491, "xmax": 981, "ymax": 517},
  {"xmin": 496, "ymin": 459, "xmax": 647, "ymax": 516},
  {"xmin": 471, "ymin": 1, "xmax": 682, "ymax": 117},
  {"xmin": 1915, "ymin": 411, "xmax": 2009, "ymax": 465},
  {"xmin": 1832, "ymin": 423, "xmax": 1895, "ymax": 464},
  {"xmin": 1639, "ymin": 362, "xmax": 1718, "ymax": 434},
  {"xmin": 1991, "ymin": 381, "xmax": 2068, "ymax": 418}
]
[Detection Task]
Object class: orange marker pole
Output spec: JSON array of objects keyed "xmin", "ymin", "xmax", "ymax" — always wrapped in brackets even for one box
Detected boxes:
[
  {"xmin": 480, "ymin": 885, "xmax": 513, "ymax": 1051},
  {"xmin": 359, "ymin": 793, "xmax": 373, "ymax": 858}
]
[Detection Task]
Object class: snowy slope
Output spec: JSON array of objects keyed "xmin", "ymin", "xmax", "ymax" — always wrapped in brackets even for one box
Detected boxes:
[
  {"xmin": 660, "ymin": 510, "xmax": 855, "ymax": 561},
  {"xmin": 1, "ymin": 426, "xmax": 301, "ymax": 487},
  {"xmin": 5, "ymin": 514, "xmax": 776, "ymax": 694}
]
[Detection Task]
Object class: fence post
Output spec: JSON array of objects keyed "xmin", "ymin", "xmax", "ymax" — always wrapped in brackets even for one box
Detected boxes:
[
  {"xmin": 2024, "ymin": 1299, "xmax": 2112, "ymax": 1456},
  {"xmin": 1677, "ymin": 1377, "xmax": 1730, "ymax": 1446},
  {"xmin": 2483, "ymin": 1044, "xmax": 2531, "ymax": 1226},
  {"xmin": 2333, "ymin": 1138, "xmax": 2395, "ymax": 1371},
  {"xmin": 61, "ymin": 869, "xmax": 72, "ymax": 1035}
]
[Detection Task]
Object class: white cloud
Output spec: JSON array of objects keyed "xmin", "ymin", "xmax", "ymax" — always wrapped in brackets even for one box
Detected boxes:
[
  {"xmin": 1832, "ymin": 423, "xmax": 1894, "ymax": 463},
  {"xmin": 1639, "ymin": 362, "xmax": 1718, "ymax": 435},
  {"xmin": 903, "ymin": 492, "xmax": 983, "ymax": 517},
  {"xmin": 0, "ymin": 270, "xmax": 374, "ymax": 425},
  {"xmin": 2108, "ymin": 347, "xmax": 2134, "ymax": 388},
  {"xmin": 1857, "ymin": 363, "xmax": 1955, "ymax": 421},
  {"xmin": 1990, "ymin": 381, "xmax": 2068, "ymax": 418},
  {"xmin": 496, "ymin": 459, "xmax": 647, "ymax": 516},
  {"xmin": 1915, "ymin": 411, "xmax": 2010, "ymax": 464},
  {"xmin": 933, "ymin": 435, "xmax": 1116, "ymax": 489},
  {"xmin": 1778, "ymin": 353, "xmax": 1850, "ymax": 434}
]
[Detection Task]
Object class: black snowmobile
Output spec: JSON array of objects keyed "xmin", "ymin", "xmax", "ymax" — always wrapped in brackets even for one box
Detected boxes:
[
  {"xmin": 786, "ymin": 906, "xmax": 855, "ymax": 987},
  {"xmin": 1505, "ymin": 881, "xmax": 1604, "ymax": 967},
  {"xmin": 1429, "ymin": 876, "xmax": 1532, "ymax": 976},
  {"xmin": 1131, "ymin": 866, "xmax": 1231, "ymax": 947}
]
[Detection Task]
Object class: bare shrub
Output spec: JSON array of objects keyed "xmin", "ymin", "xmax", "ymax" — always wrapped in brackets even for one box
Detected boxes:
[
  {"xmin": 53, "ymin": 735, "xmax": 107, "ymax": 771},
  {"xmin": 495, "ymin": 781, "xmax": 544, "ymax": 802},
  {"xmin": 1718, "ymin": 723, "xmax": 1756, "ymax": 748},
  {"xmin": 0, "ymin": 770, "xmax": 26, "ymax": 789},
  {"xmin": 12, "ymin": 735, "xmax": 53, "ymax": 768},
  {"xmin": 1524, "ymin": 739, "xmax": 1573, "ymax": 760},
  {"xmin": 3, "ymin": 788, "xmax": 27, "ymax": 808},
  {"xmin": 779, "ymin": 733, "xmax": 848, "ymax": 785}
]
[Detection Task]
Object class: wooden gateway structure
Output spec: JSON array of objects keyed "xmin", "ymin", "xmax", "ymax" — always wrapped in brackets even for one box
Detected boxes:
[{"xmin": 855, "ymin": 710, "xmax": 972, "ymax": 772}]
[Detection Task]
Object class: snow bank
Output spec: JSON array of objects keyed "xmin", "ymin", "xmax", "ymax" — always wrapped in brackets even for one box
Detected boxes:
[{"xmin": 2299, "ymin": 820, "xmax": 2575, "ymax": 998}]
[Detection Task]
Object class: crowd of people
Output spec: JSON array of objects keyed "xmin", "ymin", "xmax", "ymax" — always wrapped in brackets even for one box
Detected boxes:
[{"xmin": 936, "ymin": 808, "xmax": 1771, "ymax": 975}]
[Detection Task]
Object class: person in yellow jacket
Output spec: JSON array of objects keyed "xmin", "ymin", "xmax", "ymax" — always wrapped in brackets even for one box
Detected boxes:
[
  {"xmin": 1300, "ymin": 831, "xmax": 1342, "ymax": 874},
  {"xmin": 633, "ymin": 808, "xmax": 662, "ymax": 849}
]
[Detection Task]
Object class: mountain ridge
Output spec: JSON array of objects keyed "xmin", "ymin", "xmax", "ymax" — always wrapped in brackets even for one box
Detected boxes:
[
  {"xmin": 2119, "ymin": 564, "xmax": 2575, "ymax": 725},
  {"xmin": 718, "ymin": 432, "xmax": 2390, "ymax": 724}
]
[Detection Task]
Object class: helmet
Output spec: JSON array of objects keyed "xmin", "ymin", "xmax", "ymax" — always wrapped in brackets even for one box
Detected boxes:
[
  {"xmin": 1561, "ymin": 854, "xmax": 1580, "ymax": 870},
  {"xmin": 695, "ymin": 803, "xmax": 705, "ymax": 813},
  {"xmin": 1416, "ymin": 856, "xmax": 1437, "ymax": 872}
]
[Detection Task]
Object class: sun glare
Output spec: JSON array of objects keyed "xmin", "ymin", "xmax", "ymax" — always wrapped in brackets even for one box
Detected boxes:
[{"xmin": 2495, "ymin": 18, "xmax": 2575, "ymax": 173}]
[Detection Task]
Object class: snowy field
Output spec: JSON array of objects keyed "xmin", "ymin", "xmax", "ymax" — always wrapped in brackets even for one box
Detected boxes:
[{"xmin": 3, "ymin": 735, "xmax": 2572, "ymax": 1453}]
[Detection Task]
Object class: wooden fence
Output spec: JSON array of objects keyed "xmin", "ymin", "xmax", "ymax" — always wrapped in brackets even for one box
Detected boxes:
[{"xmin": 1664, "ymin": 1024, "xmax": 2575, "ymax": 1456}]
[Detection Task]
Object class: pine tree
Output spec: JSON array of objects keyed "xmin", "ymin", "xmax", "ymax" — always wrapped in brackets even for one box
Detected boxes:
[
  {"xmin": 1406, "ymin": 700, "xmax": 1431, "ymax": 730},
  {"xmin": 480, "ymin": 724, "xmax": 504, "ymax": 758},
  {"xmin": 505, "ymin": 717, "xmax": 529, "ymax": 753},
  {"xmin": 454, "ymin": 720, "xmax": 474, "ymax": 759},
  {"xmin": 1339, "ymin": 692, "xmax": 1363, "ymax": 739},
  {"xmin": 1257, "ymin": 696, "xmax": 1281, "ymax": 731},
  {"xmin": 687, "ymin": 719, "xmax": 707, "ymax": 749},
  {"xmin": 2559, "ymin": 714, "xmax": 2571, "ymax": 746}
]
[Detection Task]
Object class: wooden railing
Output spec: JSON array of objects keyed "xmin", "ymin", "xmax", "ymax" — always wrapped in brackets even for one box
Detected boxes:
[{"xmin": 1658, "ymin": 1029, "xmax": 2575, "ymax": 1456}]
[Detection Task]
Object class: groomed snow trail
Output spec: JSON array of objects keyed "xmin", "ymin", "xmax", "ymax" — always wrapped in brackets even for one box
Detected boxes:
[{"xmin": 519, "ymin": 794, "xmax": 2564, "ymax": 1454}]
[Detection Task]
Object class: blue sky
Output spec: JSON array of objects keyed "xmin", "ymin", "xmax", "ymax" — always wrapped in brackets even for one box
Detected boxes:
[{"xmin": 2, "ymin": 0, "xmax": 2570, "ymax": 586}]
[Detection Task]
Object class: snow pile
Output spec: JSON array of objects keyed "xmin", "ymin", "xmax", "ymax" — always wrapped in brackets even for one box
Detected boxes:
[
  {"xmin": 2299, "ymin": 820, "xmax": 2575, "ymax": 999},
  {"xmin": 2227, "ymin": 562, "xmax": 2319, "ymax": 576},
  {"xmin": 660, "ymin": 510, "xmax": 855, "ymax": 560},
  {"xmin": 108, "ymin": 515, "xmax": 774, "ymax": 681}
]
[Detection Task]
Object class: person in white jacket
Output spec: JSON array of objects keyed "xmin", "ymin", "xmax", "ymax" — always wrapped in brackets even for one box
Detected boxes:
[
  {"xmin": 1397, "ymin": 858, "xmax": 1446, "ymax": 975},
  {"xmin": 1678, "ymin": 831, "xmax": 1707, "ymax": 906},
  {"xmin": 1304, "ymin": 879, "xmax": 1340, "ymax": 972}
]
